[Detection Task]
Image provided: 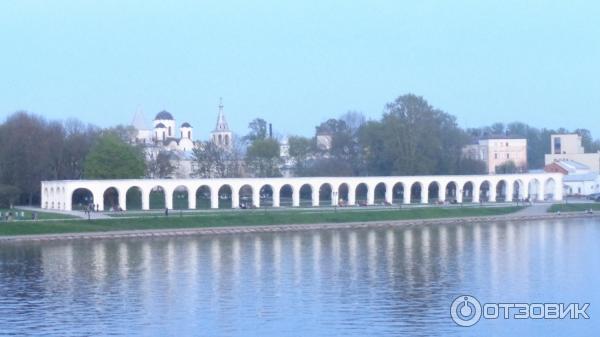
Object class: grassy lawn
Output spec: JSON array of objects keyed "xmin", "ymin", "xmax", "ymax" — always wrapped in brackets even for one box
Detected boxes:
[
  {"xmin": 0, "ymin": 208, "xmax": 76, "ymax": 220},
  {"xmin": 0, "ymin": 206, "xmax": 522, "ymax": 236},
  {"xmin": 548, "ymin": 203, "xmax": 600, "ymax": 213}
]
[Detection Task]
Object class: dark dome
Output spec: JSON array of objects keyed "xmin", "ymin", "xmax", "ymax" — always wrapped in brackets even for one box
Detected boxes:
[
  {"xmin": 154, "ymin": 110, "xmax": 174, "ymax": 120},
  {"xmin": 155, "ymin": 122, "xmax": 166, "ymax": 128},
  {"xmin": 181, "ymin": 122, "xmax": 192, "ymax": 128}
]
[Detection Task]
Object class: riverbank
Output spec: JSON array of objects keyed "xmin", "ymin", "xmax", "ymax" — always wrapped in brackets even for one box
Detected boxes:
[
  {"xmin": 2, "ymin": 208, "xmax": 599, "ymax": 243},
  {"xmin": 0, "ymin": 206, "xmax": 520, "ymax": 238}
]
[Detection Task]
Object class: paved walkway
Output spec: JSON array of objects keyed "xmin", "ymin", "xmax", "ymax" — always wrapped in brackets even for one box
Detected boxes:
[
  {"xmin": 514, "ymin": 203, "xmax": 553, "ymax": 216},
  {"xmin": 16, "ymin": 206, "xmax": 111, "ymax": 219}
]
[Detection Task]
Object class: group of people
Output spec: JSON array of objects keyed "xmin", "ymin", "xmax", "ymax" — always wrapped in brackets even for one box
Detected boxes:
[{"xmin": 1, "ymin": 210, "xmax": 37, "ymax": 221}]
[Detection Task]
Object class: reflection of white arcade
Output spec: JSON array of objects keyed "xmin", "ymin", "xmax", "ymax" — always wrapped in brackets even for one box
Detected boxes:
[{"xmin": 42, "ymin": 173, "xmax": 563, "ymax": 211}]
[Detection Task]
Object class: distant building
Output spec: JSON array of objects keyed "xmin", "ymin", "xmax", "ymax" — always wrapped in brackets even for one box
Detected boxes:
[
  {"xmin": 544, "ymin": 134, "xmax": 600, "ymax": 173},
  {"xmin": 544, "ymin": 160, "xmax": 600, "ymax": 196},
  {"xmin": 211, "ymin": 98, "xmax": 232, "ymax": 150},
  {"xmin": 462, "ymin": 137, "xmax": 528, "ymax": 174}
]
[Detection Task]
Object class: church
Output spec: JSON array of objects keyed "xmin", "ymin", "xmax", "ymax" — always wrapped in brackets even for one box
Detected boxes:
[{"xmin": 130, "ymin": 100, "xmax": 233, "ymax": 177}]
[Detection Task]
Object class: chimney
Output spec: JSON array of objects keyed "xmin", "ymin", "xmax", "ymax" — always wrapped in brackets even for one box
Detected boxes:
[{"xmin": 269, "ymin": 123, "xmax": 273, "ymax": 138}]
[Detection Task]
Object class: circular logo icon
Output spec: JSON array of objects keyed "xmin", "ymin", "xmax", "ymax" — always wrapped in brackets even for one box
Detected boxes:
[{"xmin": 450, "ymin": 295, "xmax": 482, "ymax": 327}]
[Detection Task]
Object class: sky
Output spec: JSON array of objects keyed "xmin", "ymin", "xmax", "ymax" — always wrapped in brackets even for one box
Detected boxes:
[{"xmin": 1, "ymin": 0, "xmax": 599, "ymax": 139}]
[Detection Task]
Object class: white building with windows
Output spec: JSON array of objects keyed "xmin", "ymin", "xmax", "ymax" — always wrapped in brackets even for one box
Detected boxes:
[
  {"xmin": 463, "ymin": 137, "xmax": 528, "ymax": 174},
  {"xmin": 544, "ymin": 133, "xmax": 600, "ymax": 173}
]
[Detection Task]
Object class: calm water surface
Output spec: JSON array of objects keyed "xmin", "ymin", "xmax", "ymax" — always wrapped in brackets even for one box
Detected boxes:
[{"xmin": 1, "ymin": 218, "xmax": 599, "ymax": 336}]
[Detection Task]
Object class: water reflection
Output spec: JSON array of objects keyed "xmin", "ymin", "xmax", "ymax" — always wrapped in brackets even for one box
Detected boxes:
[{"xmin": 1, "ymin": 218, "xmax": 599, "ymax": 336}]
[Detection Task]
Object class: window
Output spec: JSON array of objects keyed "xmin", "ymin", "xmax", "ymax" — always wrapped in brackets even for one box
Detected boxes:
[
  {"xmin": 168, "ymin": 126, "xmax": 172, "ymax": 136},
  {"xmin": 554, "ymin": 137, "xmax": 561, "ymax": 154},
  {"xmin": 494, "ymin": 153, "xmax": 498, "ymax": 159},
  {"xmin": 506, "ymin": 154, "xmax": 510, "ymax": 159},
  {"xmin": 188, "ymin": 131, "xmax": 191, "ymax": 139}
]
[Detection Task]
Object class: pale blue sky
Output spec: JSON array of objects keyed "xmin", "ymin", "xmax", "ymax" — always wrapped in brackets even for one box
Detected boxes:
[{"xmin": 1, "ymin": 0, "xmax": 599, "ymax": 139}]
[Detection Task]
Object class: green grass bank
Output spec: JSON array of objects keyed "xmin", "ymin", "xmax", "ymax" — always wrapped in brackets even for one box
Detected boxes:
[
  {"xmin": 548, "ymin": 203, "xmax": 600, "ymax": 213},
  {"xmin": 0, "ymin": 206, "xmax": 522, "ymax": 236}
]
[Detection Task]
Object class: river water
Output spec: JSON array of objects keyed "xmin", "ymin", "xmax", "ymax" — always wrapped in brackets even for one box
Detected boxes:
[{"xmin": 0, "ymin": 218, "xmax": 599, "ymax": 336}]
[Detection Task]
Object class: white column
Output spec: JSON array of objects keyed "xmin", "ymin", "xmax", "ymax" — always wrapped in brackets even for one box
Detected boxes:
[
  {"xmin": 456, "ymin": 189, "xmax": 463, "ymax": 203},
  {"xmin": 188, "ymin": 189, "xmax": 196, "ymax": 209},
  {"xmin": 210, "ymin": 189, "xmax": 219, "ymax": 209},
  {"xmin": 421, "ymin": 185, "xmax": 428, "ymax": 204},
  {"xmin": 438, "ymin": 184, "xmax": 445, "ymax": 202},
  {"xmin": 232, "ymin": 188, "xmax": 239, "ymax": 208},
  {"xmin": 142, "ymin": 189, "xmax": 150, "ymax": 210},
  {"xmin": 538, "ymin": 182, "xmax": 545, "ymax": 201},
  {"xmin": 118, "ymin": 189, "xmax": 127, "ymax": 211},
  {"xmin": 385, "ymin": 185, "xmax": 393, "ymax": 204},
  {"xmin": 367, "ymin": 186, "xmax": 375, "ymax": 205},
  {"xmin": 554, "ymin": 179, "xmax": 563, "ymax": 201},
  {"xmin": 489, "ymin": 183, "xmax": 497, "ymax": 202},
  {"xmin": 94, "ymin": 190, "xmax": 104, "ymax": 211},
  {"xmin": 505, "ymin": 183, "xmax": 514, "ymax": 202},
  {"xmin": 292, "ymin": 188, "xmax": 300, "ymax": 207},
  {"xmin": 253, "ymin": 187, "xmax": 261, "ymax": 208},
  {"xmin": 348, "ymin": 185, "xmax": 356, "ymax": 206},
  {"xmin": 165, "ymin": 188, "xmax": 174, "ymax": 210},
  {"xmin": 331, "ymin": 187, "xmax": 339, "ymax": 206},
  {"xmin": 273, "ymin": 188, "xmax": 280, "ymax": 207},
  {"xmin": 312, "ymin": 188, "xmax": 319, "ymax": 207},
  {"xmin": 472, "ymin": 186, "xmax": 480, "ymax": 203},
  {"xmin": 404, "ymin": 186, "xmax": 411, "ymax": 204}
]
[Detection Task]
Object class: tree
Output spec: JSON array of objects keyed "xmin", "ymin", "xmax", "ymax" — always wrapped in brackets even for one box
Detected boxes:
[
  {"xmin": 456, "ymin": 158, "xmax": 487, "ymax": 174},
  {"xmin": 0, "ymin": 112, "xmax": 61, "ymax": 205},
  {"xmin": 146, "ymin": 151, "xmax": 176, "ymax": 178},
  {"xmin": 495, "ymin": 160, "xmax": 518, "ymax": 174},
  {"xmin": 373, "ymin": 94, "xmax": 469, "ymax": 175},
  {"xmin": 245, "ymin": 118, "xmax": 268, "ymax": 142},
  {"xmin": 246, "ymin": 138, "xmax": 281, "ymax": 177},
  {"xmin": 84, "ymin": 133, "xmax": 146, "ymax": 179},
  {"xmin": 0, "ymin": 184, "xmax": 21, "ymax": 208},
  {"xmin": 287, "ymin": 136, "xmax": 315, "ymax": 172}
]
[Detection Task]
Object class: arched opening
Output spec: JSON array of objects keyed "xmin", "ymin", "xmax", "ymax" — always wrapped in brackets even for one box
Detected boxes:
[
  {"xmin": 544, "ymin": 178, "xmax": 556, "ymax": 201},
  {"xmin": 479, "ymin": 181, "xmax": 491, "ymax": 202},
  {"xmin": 239, "ymin": 185, "xmax": 253, "ymax": 208},
  {"xmin": 71, "ymin": 188, "xmax": 94, "ymax": 211},
  {"xmin": 319, "ymin": 183, "xmax": 333, "ymax": 206},
  {"xmin": 513, "ymin": 180, "xmax": 524, "ymax": 201},
  {"xmin": 495, "ymin": 180, "xmax": 507, "ymax": 202},
  {"xmin": 260, "ymin": 185, "xmax": 274, "ymax": 207},
  {"xmin": 355, "ymin": 183, "xmax": 368, "ymax": 206},
  {"xmin": 338, "ymin": 183, "xmax": 349, "ymax": 206},
  {"xmin": 528, "ymin": 179, "xmax": 540, "ymax": 201},
  {"xmin": 410, "ymin": 182, "xmax": 422, "ymax": 204},
  {"xmin": 195, "ymin": 185, "xmax": 211, "ymax": 209},
  {"xmin": 374, "ymin": 183, "xmax": 386, "ymax": 205},
  {"xmin": 150, "ymin": 186, "xmax": 166, "ymax": 209},
  {"xmin": 126, "ymin": 186, "xmax": 142, "ymax": 210},
  {"xmin": 462, "ymin": 182, "xmax": 474, "ymax": 202},
  {"xmin": 299, "ymin": 184, "xmax": 312, "ymax": 207},
  {"xmin": 445, "ymin": 182, "xmax": 457, "ymax": 203},
  {"xmin": 103, "ymin": 187, "xmax": 119, "ymax": 211},
  {"xmin": 279, "ymin": 184, "xmax": 293, "ymax": 207},
  {"xmin": 218, "ymin": 185, "xmax": 232, "ymax": 208},
  {"xmin": 392, "ymin": 182, "xmax": 404, "ymax": 204},
  {"xmin": 173, "ymin": 185, "xmax": 189, "ymax": 210},
  {"xmin": 428, "ymin": 182, "xmax": 439, "ymax": 204}
]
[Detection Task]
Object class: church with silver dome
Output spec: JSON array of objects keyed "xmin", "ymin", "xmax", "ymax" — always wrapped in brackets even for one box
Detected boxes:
[{"xmin": 130, "ymin": 100, "xmax": 233, "ymax": 177}]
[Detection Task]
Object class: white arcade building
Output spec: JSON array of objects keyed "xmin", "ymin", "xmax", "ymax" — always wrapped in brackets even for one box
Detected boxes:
[{"xmin": 42, "ymin": 173, "xmax": 562, "ymax": 211}]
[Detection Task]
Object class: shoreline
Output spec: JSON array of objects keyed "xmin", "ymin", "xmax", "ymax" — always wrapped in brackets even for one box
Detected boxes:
[{"xmin": 1, "ymin": 211, "xmax": 598, "ymax": 243}]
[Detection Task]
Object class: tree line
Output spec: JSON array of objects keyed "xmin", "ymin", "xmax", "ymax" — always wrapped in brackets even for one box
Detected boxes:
[{"xmin": 1, "ymin": 94, "xmax": 599, "ymax": 206}]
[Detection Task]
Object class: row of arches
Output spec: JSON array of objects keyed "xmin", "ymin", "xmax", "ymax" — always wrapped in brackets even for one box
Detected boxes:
[{"xmin": 65, "ymin": 178, "xmax": 557, "ymax": 211}]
